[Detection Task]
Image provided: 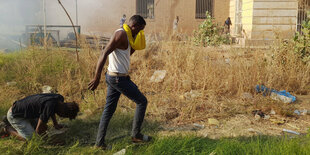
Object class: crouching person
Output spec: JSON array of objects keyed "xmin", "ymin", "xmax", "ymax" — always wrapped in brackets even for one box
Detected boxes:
[{"xmin": 5, "ymin": 93, "xmax": 79, "ymax": 141}]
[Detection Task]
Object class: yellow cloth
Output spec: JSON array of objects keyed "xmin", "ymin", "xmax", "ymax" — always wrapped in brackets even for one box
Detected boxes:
[{"xmin": 123, "ymin": 24, "xmax": 146, "ymax": 50}]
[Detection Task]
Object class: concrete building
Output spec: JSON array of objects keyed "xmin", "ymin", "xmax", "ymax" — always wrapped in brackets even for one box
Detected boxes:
[
  {"xmin": 45, "ymin": 0, "xmax": 309, "ymax": 45},
  {"xmin": 229, "ymin": 0, "xmax": 309, "ymax": 45},
  {"xmin": 100, "ymin": 0, "xmax": 231, "ymax": 34},
  {"xmin": 97, "ymin": 0, "xmax": 308, "ymax": 45}
]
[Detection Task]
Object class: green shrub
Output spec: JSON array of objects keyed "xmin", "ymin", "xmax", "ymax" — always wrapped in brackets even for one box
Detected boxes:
[
  {"xmin": 293, "ymin": 11, "xmax": 310, "ymax": 63},
  {"xmin": 194, "ymin": 12, "xmax": 230, "ymax": 46}
]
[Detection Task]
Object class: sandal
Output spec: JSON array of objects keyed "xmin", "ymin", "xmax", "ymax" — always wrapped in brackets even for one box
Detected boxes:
[{"xmin": 132, "ymin": 133, "xmax": 152, "ymax": 143}]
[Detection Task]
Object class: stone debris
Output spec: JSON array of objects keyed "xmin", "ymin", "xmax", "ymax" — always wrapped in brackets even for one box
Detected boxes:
[
  {"xmin": 263, "ymin": 115, "xmax": 270, "ymax": 120},
  {"xmin": 270, "ymin": 109, "xmax": 276, "ymax": 115},
  {"xmin": 113, "ymin": 149, "xmax": 126, "ymax": 155},
  {"xmin": 150, "ymin": 70, "xmax": 167, "ymax": 83},
  {"xmin": 225, "ymin": 58, "xmax": 230, "ymax": 64},
  {"xmin": 42, "ymin": 85, "xmax": 53, "ymax": 93}
]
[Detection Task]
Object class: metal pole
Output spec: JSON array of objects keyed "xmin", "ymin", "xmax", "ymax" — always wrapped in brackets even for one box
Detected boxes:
[
  {"xmin": 76, "ymin": 0, "xmax": 78, "ymax": 25},
  {"xmin": 43, "ymin": 0, "xmax": 47, "ymax": 50}
]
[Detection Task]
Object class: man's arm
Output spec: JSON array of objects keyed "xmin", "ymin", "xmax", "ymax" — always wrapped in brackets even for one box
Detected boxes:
[
  {"xmin": 88, "ymin": 31, "xmax": 126, "ymax": 91},
  {"xmin": 51, "ymin": 114, "xmax": 63, "ymax": 129},
  {"xmin": 35, "ymin": 119, "xmax": 48, "ymax": 135}
]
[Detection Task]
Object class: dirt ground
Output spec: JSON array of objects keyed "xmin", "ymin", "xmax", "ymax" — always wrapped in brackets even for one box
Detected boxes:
[{"xmin": 157, "ymin": 95, "xmax": 310, "ymax": 139}]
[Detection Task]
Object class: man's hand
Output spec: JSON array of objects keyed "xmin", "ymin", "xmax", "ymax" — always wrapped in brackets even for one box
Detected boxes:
[
  {"xmin": 36, "ymin": 119, "xmax": 48, "ymax": 135},
  {"xmin": 88, "ymin": 78, "xmax": 100, "ymax": 91},
  {"xmin": 54, "ymin": 124, "xmax": 64, "ymax": 130}
]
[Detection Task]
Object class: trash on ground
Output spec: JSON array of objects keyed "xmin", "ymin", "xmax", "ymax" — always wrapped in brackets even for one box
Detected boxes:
[
  {"xmin": 113, "ymin": 149, "xmax": 126, "ymax": 155},
  {"xmin": 42, "ymin": 85, "xmax": 53, "ymax": 93},
  {"xmin": 150, "ymin": 70, "xmax": 167, "ymax": 83},
  {"xmin": 294, "ymin": 110, "xmax": 301, "ymax": 116},
  {"xmin": 193, "ymin": 123, "xmax": 205, "ymax": 129},
  {"xmin": 252, "ymin": 110, "xmax": 265, "ymax": 118},
  {"xmin": 254, "ymin": 114, "xmax": 261, "ymax": 120},
  {"xmin": 263, "ymin": 115, "xmax": 270, "ymax": 120},
  {"xmin": 6, "ymin": 82, "xmax": 17, "ymax": 86},
  {"xmin": 255, "ymin": 85, "xmax": 296, "ymax": 103},
  {"xmin": 270, "ymin": 119, "xmax": 285, "ymax": 125},
  {"xmin": 270, "ymin": 92, "xmax": 295, "ymax": 104},
  {"xmin": 270, "ymin": 109, "xmax": 276, "ymax": 115},
  {"xmin": 208, "ymin": 118, "xmax": 219, "ymax": 126},
  {"xmin": 300, "ymin": 109, "xmax": 308, "ymax": 115},
  {"xmin": 282, "ymin": 129, "xmax": 300, "ymax": 135}
]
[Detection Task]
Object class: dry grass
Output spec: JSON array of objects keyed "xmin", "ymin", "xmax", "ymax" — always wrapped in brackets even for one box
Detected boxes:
[{"xmin": 0, "ymin": 34, "xmax": 310, "ymax": 137}]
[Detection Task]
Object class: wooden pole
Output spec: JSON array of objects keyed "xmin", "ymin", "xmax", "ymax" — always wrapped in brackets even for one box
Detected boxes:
[{"xmin": 58, "ymin": 0, "xmax": 79, "ymax": 62}]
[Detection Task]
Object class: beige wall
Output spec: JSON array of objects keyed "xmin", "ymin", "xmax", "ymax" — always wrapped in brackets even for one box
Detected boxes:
[
  {"xmin": 251, "ymin": 0, "xmax": 298, "ymax": 40},
  {"xmin": 230, "ymin": 0, "xmax": 298, "ymax": 41},
  {"xmin": 79, "ymin": 0, "xmax": 230, "ymax": 35}
]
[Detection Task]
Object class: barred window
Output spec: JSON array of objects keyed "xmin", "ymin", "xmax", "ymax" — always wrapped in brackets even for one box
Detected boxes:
[
  {"xmin": 136, "ymin": 0, "xmax": 154, "ymax": 19},
  {"xmin": 297, "ymin": 0, "xmax": 310, "ymax": 33},
  {"xmin": 196, "ymin": 0, "xmax": 214, "ymax": 19}
]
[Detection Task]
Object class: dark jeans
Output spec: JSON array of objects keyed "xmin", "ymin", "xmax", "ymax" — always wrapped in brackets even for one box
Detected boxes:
[{"xmin": 96, "ymin": 74, "xmax": 148, "ymax": 147}]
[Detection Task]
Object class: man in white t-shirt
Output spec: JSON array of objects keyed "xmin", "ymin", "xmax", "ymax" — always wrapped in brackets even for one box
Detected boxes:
[{"xmin": 88, "ymin": 15, "xmax": 150, "ymax": 150}]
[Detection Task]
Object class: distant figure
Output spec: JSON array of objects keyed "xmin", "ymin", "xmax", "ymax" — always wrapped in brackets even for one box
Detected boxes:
[
  {"xmin": 173, "ymin": 16, "xmax": 179, "ymax": 31},
  {"xmin": 120, "ymin": 14, "xmax": 126, "ymax": 27},
  {"xmin": 224, "ymin": 17, "xmax": 232, "ymax": 34}
]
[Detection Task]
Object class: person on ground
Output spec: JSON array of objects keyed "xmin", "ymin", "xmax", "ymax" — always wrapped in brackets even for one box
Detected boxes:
[
  {"xmin": 88, "ymin": 15, "xmax": 150, "ymax": 150},
  {"xmin": 2, "ymin": 93, "xmax": 79, "ymax": 141}
]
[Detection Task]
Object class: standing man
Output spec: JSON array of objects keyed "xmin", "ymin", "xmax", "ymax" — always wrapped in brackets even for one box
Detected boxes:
[
  {"xmin": 120, "ymin": 14, "xmax": 126, "ymax": 27},
  {"xmin": 173, "ymin": 16, "xmax": 179, "ymax": 31},
  {"xmin": 88, "ymin": 15, "xmax": 150, "ymax": 150},
  {"xmin": 224, "ymin": 17, "xmax": 232, "ymax": 34}
]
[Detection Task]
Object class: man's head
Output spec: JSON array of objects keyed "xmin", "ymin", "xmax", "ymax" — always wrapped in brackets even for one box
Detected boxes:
[
  {"xmin": 176, "ymin": 16, "xmax": 179, "ymax": 22},
  {"xmin": 128, "ymin": 15, "xmax": 146, "ymax": 36},
  {"xmin": 56, "ymin": 101, "xmax": 80, "ymax": 120},
  {"xmin": 123, "ymin": 14, "xmax": 126, "ymax": 18}
]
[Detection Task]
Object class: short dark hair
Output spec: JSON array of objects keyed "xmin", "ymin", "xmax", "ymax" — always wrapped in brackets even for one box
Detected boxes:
[
  {"xmin": 58, "ymin": 101, "xmax": 80, "ymax": 120},
  {"xmin": 129, "ymin": 15, "xmax": 146, "ymax": 26}
]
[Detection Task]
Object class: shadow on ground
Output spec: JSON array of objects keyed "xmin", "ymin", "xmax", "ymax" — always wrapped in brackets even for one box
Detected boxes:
[{"xmin": 63, "ymin": 111, "xmax": 161, "ymax": 146}]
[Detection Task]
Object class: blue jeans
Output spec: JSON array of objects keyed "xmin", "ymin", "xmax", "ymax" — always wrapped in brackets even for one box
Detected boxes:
[
  {"xmin": 96, "ymin": 74, "xmax": 148, "ymax": 147},
  {"xmin": 7, "ymin": 108, "xmax": 38, "ymax": 140}
]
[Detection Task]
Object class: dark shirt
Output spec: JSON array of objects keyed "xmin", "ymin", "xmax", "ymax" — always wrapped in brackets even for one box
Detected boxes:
[
  {"xmin": 225, "ymin": 19, "xmax": 232, "ymax": 25},
  {"xmin": 12, "ymin": 94, "xmax": 64, "ymax": 123}
]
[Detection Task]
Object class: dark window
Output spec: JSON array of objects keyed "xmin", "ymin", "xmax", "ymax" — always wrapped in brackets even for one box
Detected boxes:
[
  {"xmin": 136, "ymin": 0, "xmax": 154, "ymax": 19},
  {"xmin": 196, "ymin": 0, "xmax": 214, "ymax": 19}
]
